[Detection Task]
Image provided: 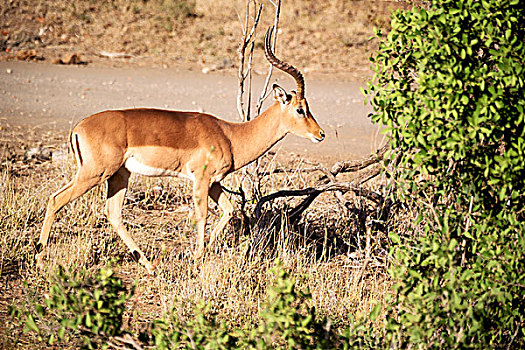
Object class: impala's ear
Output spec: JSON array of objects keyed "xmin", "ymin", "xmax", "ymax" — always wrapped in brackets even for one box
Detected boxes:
[{"xmin": 272, "ymin": 84, "xmax": 290, "ymax": 105}]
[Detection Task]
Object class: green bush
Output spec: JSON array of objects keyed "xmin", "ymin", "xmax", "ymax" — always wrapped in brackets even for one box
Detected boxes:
[
  {"xmin": 252, "ymin": 267, "xmax": 331, "ymax": 349},
  {"xmin": 149, "ymin": 261, "xmax": 333, "ymax": 349},
  {"xmin": 364, "ymin": 0, "xmax": 525, "ymax": 348},
  {"xmin": 11, "ymin": 265, "xmax": 132, "ymax": 349},
  {"xmin": 151, "ymin": 301, "xmax": 239, "ymax": 349},
  {"xmin": 13, "ymin": 261, "xmax": 342, "ymax": 349}
]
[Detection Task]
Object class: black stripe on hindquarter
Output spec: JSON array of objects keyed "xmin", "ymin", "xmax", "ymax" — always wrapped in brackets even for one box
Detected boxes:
[{"xmin": 74, "ymin": 133, "xmax": 83, "ymax": 166}]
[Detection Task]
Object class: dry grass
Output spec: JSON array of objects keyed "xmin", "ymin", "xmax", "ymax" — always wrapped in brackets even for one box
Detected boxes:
[
  {"xmin": 0, "ymin": 0, "xmax": 413, "ymax": 77},
  {"xmin": 0, "ymin": 1, "xmax": 420, "ymax": 346},
  {"xmin": 0, "ymin": 125, "xmax": 393, "ymax": 347}
]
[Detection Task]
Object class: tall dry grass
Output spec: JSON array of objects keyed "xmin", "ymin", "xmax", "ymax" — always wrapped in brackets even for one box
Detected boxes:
[{"xmin": 1, "ymin": 130, "xmax": 392, "ymax": 346}]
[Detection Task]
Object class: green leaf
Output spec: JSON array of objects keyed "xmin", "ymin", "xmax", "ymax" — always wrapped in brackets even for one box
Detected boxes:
[
  {"xmin": 369, "ymin": 302, "xmax": 382, "ymax": 322},
  {"xmin": 389, "ymin": 232, "xmax": 401, "ymax": 244},
  {"xmin": 25, "ymin": 315, "xmax": 39, "ymax": 334},
  {"xmin": 57, "ymin": 327, "xmax": 66, "ymax": 340}
]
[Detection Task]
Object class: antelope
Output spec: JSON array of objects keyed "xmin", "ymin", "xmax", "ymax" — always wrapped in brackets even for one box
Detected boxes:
[{"xmin": 36, "ymin": 27, "xmax": 325, "ymax": 273}]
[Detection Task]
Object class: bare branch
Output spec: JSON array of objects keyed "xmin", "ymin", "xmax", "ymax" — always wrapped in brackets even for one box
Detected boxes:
[
  {"xmin": 330, "ymin": 143, "xmax": 388, "ymax": 176},
  {"xmin": 256, "ymin": 0, "xmax": 281, "ymax": 115},
  {"xmin": 250, "ymin": 142, "xmax": 392, "ymax": 227},
  {"xmin": 246, "ymin": 40, "xmax": 256, "ymax": 121},
  {"xmin": 237, "ymin": 1, "xmax": 263, "ymax": 121},
  {"xmin": 254, "ymin": 165, "xmax": 383, "ymax": 220},
  {"xmin": 256, "ymin": 143, "xmax": 389, "ymax": 179}
]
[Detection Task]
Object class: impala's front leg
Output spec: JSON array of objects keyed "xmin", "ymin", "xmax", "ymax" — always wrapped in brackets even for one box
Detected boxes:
[
  {"xmin": 193, "ymin": 177, "xmax": 210, "ymax": 260},
  {"xmin": 209, "ymin": 183, "xmax": 234, "ymax": 248}
]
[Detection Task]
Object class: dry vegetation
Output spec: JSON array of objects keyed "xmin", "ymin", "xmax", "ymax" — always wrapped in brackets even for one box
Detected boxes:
[
  {"xmin": 1, "ymin": 125, "xmax": 394, "ymax": 348},
  {"xmin": 0, "ymin": 0, "xmax": 410, "ymax": 76},
  {"xmin": 0, "ymin": 0, "xmax": 418, "ymax": 347}
]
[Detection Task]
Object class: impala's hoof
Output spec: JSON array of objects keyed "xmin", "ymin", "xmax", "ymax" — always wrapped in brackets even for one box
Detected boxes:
[{"xmin": 139, "ymin": 256, "xmax": 155, "ymax": 275}]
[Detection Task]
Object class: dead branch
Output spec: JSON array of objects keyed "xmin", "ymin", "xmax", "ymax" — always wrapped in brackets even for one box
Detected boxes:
[
  {"xmin": 256, "ymin": 144, "xmax": 388, "ymax": 178},
  {"xmin": 329, "ymin": 143, "xmax": 389, "ymax": 176},
  {"xmin": 237, "ymin": 1, "xmax": 263, "ymax": 121},
  {"xmin": 287, "ymin": 164, "xmax": 384, "ymax": 224},
  {"xmin": 245, "ymin": 146, "xmax": 394, "ymax": 261},
  {"xmin": 254, "ymin": 153, "xmax": 385, "ymax": 221}
]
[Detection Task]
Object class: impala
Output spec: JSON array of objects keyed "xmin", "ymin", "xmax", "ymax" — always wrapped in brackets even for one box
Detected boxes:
[{"xmin": 36, "ymin": 27, "xmax": 325, "ymax": 273}]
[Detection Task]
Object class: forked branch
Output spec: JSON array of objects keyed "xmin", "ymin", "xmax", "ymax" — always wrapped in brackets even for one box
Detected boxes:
[
  {"xmin": 254, "ymin": 144, "xmax": 391, "ymax": 222},
  {"xmin": 237, "ymin": 0, "xmax": 282, "ymax": 121}
]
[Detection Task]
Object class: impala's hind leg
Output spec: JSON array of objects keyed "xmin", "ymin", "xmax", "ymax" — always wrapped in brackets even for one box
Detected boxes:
[
  {"xmin": 105, "ymin": 167, "xmax": 154, "ymax": 274},
  {"xmin": 37, "ymin": 174, "xmax": 102, "ymax": 262}
]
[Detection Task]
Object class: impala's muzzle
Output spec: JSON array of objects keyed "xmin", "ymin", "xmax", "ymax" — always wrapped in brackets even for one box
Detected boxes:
[{"xmin": 309, "ymin": 129, "xmax": 326, "ymax": 143}]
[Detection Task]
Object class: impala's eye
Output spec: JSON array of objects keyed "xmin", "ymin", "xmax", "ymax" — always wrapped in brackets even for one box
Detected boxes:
[{"xmin": 296, "ymin": 108, "xmax": 305, "ymax": 116}]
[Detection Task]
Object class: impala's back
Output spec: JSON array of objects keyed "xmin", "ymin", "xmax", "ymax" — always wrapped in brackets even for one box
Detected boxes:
[{"xmin": 74, "ymin": 108, "xmax": 235, "ymax": 181}]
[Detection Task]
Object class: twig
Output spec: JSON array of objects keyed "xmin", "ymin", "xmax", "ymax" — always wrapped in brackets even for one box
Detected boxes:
[
  {"xmin": 330, "ymin": 143, "xmax": 388, "ymax": 176},
  {"xmin": 237, "ymin": 1, "xmax": 263, "ymax": 121},
  {"xmin": 461, "ymin": 195, "xmax": 474, "ymax": 267},
  {"xmin": 256, "ymin": 0, "xmax": 281, "ymax": 115},
  {"xmin": 506, "ymin": 326, "xmax": 520, "ymax": 350}
]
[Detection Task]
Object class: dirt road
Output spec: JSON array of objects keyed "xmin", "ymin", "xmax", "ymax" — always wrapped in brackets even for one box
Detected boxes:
[{"xmin": 0, "ymin": 61, "xmax": 384, "ymax": 162}]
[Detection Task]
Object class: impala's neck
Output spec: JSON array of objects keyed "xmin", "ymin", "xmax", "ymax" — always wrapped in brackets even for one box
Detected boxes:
[{"xmin": 228, "ymin": 103, "xmax": 288, "ymax": 170}]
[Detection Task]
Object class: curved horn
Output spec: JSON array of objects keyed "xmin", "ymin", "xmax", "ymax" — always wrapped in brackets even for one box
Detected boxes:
[{"xmin": 264, "ymin": 26, "xmax": 305, "ymax": 100}]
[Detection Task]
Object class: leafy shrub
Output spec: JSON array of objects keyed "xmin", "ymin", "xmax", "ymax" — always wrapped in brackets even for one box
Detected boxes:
[
  {"xmin": 12, "ymin": 265, "xmax": 132, "ymax": 349},
  {"xmin": 365, "ymin": 0, "xmax": 525, "ymax": 348},
  {"xmin": 151, "ymin": 301, "xmax": 239, "ymax": 349},
  {"xmin": 252, "ymin": 266, "xmax": 331, "ymax": 349},
  {"xmin": 13, "ymin": 261, "xmax": 347, "ymax": 349}
]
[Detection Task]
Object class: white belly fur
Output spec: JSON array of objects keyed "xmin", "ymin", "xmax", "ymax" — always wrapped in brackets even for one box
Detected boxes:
[{"xmin": 124, "ymin": 156, "xmax": 192, "ymax": 179}]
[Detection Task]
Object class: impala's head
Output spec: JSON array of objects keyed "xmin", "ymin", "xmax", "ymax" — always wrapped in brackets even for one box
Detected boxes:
[
  {"xmin": 271, "ymin": 84, "xmax": 325, "ymax": 143},
  {"xmin": 265, "ymin": 27, "xmax": 325, "ymax": 143}
]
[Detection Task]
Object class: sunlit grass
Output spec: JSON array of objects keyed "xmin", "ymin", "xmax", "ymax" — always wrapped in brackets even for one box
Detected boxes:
[{"xmin": 1, "ymin": 134, "xmax": 392, "ymax": 347}]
